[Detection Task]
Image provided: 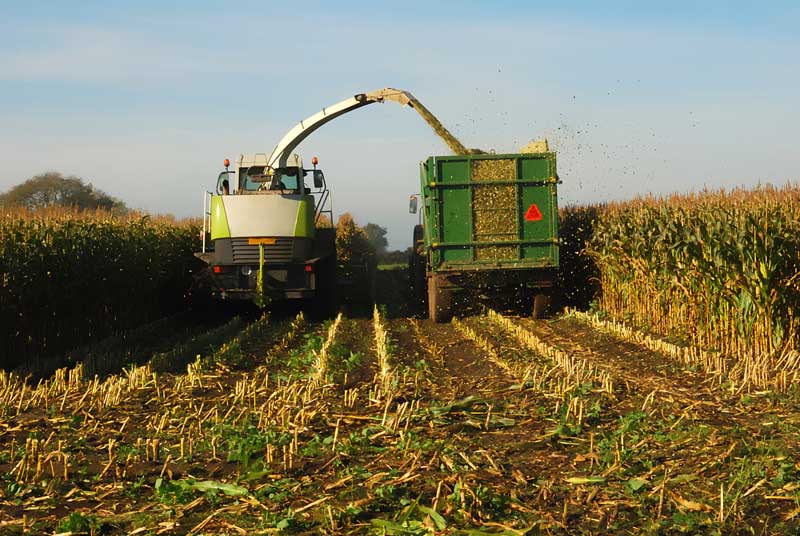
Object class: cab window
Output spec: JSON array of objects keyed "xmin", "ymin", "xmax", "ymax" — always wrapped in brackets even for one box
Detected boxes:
[
  {"xmin": 269, "ymin": 167, "xmax": 304, "ymax": 192},
  {"xmin": 239, "ymin": 168, "xmax": 263, "ymax": 191},
  {"xmin": 274, "ymin": 173, "xmax": 299, "ymax": 190}
]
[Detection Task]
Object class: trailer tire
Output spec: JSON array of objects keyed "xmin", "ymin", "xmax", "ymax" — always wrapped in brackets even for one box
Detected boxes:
[
  {"xmin": 428, "ymin": 276, "xmax": 453, "ymax": 323},
  {"xmin": 532, "ymin": 292, "xmax": 552, "ymax": 319},
  {"xmin": 411, "ymin": 256, "xmax": 426, "ymax": 310},
  {"xmin": 409, "ymin": 225, "xmax": 427, "ymax": 311}
]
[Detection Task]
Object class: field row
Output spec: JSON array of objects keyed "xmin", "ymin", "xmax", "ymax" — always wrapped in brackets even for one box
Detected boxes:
[{"xmin": 1, "ymin": 307, "xmax": 799, "ymax": 534}]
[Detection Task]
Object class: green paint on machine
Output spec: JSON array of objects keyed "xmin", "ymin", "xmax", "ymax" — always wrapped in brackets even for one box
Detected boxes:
[
  {"xmin": 420, "ymin": 153, "xmax": 560, "ymax": 272},
  {"xmin": 293, "ymin": 196, "xmax": 316, "ymax": 238},
  {"xmin": 210, "ymin": 196, "xmax": 231, "ymax": 240}
]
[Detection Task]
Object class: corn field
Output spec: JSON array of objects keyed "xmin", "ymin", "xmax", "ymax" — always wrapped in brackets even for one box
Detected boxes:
[
  {"xmin": 0, "ymin": 207, "xmax": 200, "ymax": 370},
  {"xmin": 581, "ymin": 185, "xmax": 800, "ymax": 386},
  {"xmin": 2, "ymin": 187, "xmax": 800, "ymax": 533}
]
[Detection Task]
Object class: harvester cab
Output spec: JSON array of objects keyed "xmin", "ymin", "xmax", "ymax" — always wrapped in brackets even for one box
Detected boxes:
[{"xmin": 233, "ymin": 155, "xmax": 308, "ymax": 193}]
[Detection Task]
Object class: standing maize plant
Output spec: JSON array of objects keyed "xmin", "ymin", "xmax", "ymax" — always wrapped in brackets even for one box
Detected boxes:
[
  {"xmin": 587, "ymin": 185, "xmax": 800, "ymax": 360},
  {"xmin": 0, "ymin": 207, "xmax": 200, "ymax": 370},
  {"xmin": 254, "ymin": 244, "xmax": 270, "ymax": 309}
]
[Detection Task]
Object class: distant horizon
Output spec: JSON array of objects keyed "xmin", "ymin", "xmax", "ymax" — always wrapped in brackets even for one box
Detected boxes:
[{"xmin": 6, "ymin": 173, "xmax": 799, "ymax": 251}]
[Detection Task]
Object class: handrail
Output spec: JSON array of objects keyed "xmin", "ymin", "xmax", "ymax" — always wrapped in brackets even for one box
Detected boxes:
[
  {"xmin": 314, "ymin": 189, "xmax": 331, "ymax": 223},
  {"xmin": 202, "ymin": 190, "xmax": 213, "ymax": 253}
]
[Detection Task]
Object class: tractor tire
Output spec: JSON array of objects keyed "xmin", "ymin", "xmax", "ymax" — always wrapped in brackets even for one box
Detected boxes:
[
  {"xmin": 410, "ymin": 225, "xmax": 426, "ymax": 307},
  {"xmin": 428, "ymin": 275, "xmax": 453, "ymax": 323},
  {"xmin": 412, "ymin": 224, "xmax": 424, "ymax": 250},
  {"xmin": 532, "ymin": 292, "xmax": 552, "ymax": 319},
  {"xmin": 413, "ymin": 257, "xmax": 426, "ymax": 310}
]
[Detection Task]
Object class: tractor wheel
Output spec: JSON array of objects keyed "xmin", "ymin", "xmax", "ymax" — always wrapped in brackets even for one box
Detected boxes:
[
  {"xmin": 532, "ymin": 292, "xmax": 552, "ymax": 319},
  {"xmin": 409, "ymin": 225, "xmax": 427, "ymax": 311},
  {"xmin": 413, "ymin": 258, "xmax": 426, "ymax": 310},
  {"xmin": 428, "ymin": 275, "xmax": 453, "ymax": 323}
]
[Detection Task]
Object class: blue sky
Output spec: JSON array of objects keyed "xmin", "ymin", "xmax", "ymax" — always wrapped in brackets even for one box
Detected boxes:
[{"xmin": 1, "ymin": 1, "xmax": 798, "ymax": 248}]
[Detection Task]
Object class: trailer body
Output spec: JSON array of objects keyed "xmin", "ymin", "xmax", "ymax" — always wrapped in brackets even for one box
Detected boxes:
[{"xmin": 412, "ymin": 151, "xmax": 560, "ymax": 321}]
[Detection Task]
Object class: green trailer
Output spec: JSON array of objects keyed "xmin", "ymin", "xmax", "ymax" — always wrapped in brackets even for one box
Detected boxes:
[{"xmin": 409, "ymin": 149, "xmax": 560, "ymax": 322}]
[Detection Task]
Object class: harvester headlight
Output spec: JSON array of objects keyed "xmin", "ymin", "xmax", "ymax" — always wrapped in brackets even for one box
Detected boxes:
[{"xmin": 241, "ymin": 266, "xmax": 253, "ymax": 276}]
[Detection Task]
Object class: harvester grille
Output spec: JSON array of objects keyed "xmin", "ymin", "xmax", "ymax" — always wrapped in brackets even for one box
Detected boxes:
[{"xmin": 231, "ymin": 238, "xmax": 294, "ymax": 263}]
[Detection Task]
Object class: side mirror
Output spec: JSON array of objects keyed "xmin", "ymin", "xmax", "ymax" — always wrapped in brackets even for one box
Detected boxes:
[
  {"xmin": 216, "ymin": 172, "xmax": 230, "ymax": 195},
  {"xmin": 409, "ymin": 196, "xmax": 418, "ymax": 214},
  {"xmin": 313, "ymin": 170, "xmax": 325, "ymax": 188}
]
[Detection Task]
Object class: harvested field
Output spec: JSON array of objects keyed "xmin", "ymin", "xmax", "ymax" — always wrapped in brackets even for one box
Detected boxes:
[{"xmin": 2, "ymin": 270, "xmax": 799, "ymax": 535}]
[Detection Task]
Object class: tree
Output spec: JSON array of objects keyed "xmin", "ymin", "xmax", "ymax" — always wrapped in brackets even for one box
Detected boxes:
[
  {"xmin": 363, "ymin": 223, "xmax": 388, "ymax": 256},
  {"xmin": 335, "ymin": 213, "xmax": 374, "ymax": 264},
  {"xmin": 0, "ymin": 172, "xmax": 127, "ymax": 212},
  {"xmin": 379, "ymin": 247, "xmax": 412, "ymax": 265}
]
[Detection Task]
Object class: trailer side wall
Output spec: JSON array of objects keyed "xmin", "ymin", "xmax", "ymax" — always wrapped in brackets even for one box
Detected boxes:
[{"xmin": 420, "ymin": 153, "xmax": 559, "ymax": 273}]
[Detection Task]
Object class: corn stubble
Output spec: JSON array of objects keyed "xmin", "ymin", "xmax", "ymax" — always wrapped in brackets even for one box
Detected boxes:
[{"xmin": 4, "ymin": 298, "xmax": 800, "ymax": 533}]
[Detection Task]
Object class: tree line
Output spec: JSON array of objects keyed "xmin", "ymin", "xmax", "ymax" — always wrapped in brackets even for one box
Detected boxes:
[
  {"xmin": 0, "ymin": 172, "xmax": 127, "ymax": 213},
  {"xmin": 1, "ymin": 173, "xmax": 410, "ymax": 264}
]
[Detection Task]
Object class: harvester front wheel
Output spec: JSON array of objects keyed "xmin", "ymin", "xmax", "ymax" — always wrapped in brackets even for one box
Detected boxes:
[{"xmin": 428, "ymin": 276, "xmax": 453, "ymax": 323}]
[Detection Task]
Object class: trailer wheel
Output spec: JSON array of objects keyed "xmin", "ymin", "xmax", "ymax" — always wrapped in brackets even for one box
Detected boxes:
[
  {"xmin": 532, "ymin": 292, "xmax": 552, "ymax": 319},
  {"xmin": 428, "ymin": 276, "xmax": 453, "ymax": 323},
  {"xmin": 411, "ymin": 254, "xmax": 426, "ymax": 311},
  {"xmin": 414, "ymin": 260, "xmax": 426, "ymax": 308}
]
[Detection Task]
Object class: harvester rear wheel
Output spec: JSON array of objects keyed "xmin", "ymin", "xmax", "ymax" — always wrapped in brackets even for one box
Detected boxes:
[{"xmin": 428, "ymin": 275, "xmax": 453, "ymax": 323}]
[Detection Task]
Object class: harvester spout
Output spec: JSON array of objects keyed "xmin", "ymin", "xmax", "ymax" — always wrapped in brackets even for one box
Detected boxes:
[
  {"xmin": 368, "ymin": 88, "xmax": 469, "ymax": 156},
  {"xmin": 267, "ymin": 87, "xmax": 468, "ymax": 169}
]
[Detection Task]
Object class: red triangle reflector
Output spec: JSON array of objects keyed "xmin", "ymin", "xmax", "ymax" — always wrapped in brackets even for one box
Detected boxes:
[{"xmin": 525, "ymin": 204, "xmax": 543, "ymax": 222}]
